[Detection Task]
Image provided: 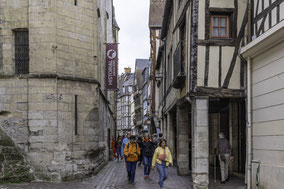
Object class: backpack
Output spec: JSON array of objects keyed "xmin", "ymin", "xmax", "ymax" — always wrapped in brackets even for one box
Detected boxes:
[{"xmin": 127, "ymin": 142, "xmax": 138, "ymax": 150}]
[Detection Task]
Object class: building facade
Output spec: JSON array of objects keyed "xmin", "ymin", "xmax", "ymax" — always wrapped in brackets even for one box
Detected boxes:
[
  {"xmin": 241, "ymin": 1, "xmax": 284, "ymax": 188},
  {"xmin": 155, "ymin": 0, "xmax": 248, "ymax": 188},
  {"xmin": 142, "ymin": 66, "xmax": 151, "ymax": 132},
  {"xmin": 0, "ymin": 0, "xmax": 117, "ymax": 182},
  {"xmin": 116, "ymin": 68, "xmax": 133, "ymax": 136},
  {"xmin": 133, "ymin": 59, "xmax": 150, "ymax": 134},
  {"xmin": 149, "ymin": 0, "xmax": 166, "ymax": 135}
]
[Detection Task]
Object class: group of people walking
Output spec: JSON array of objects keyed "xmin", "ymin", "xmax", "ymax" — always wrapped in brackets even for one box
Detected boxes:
[
  {"xmin": 112, "ymin": 131, "xmax": 233, "ymax": 188},
  {"xmin": 113, "ymin": 132, "xmax": 172, "ymax": 188}
]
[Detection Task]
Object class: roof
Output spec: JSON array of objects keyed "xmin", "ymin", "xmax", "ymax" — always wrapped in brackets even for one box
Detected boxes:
[
  {"xmin": 149, "ymin": 0, "xmax": 166, "ymax": 28},
  {"xmin": 134, "ymin": 59, "xmax": 150, "ymax": 90},
  {"xmin": 123, "ymin": 73, "xmax": 134, "ymax": 87},
  {"xmin": 135, "ymin": 59, "xmax": 150, "ymax": 70}
]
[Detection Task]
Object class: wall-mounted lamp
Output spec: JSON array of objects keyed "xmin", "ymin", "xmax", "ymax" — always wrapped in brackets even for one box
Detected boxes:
[
  {"xmin": 154, "ymin": 75, "xmax": 163, "ymax": 82},
  {"xmin": 154, "ymin": 75, "xmax": 163, "ymax": 88}
]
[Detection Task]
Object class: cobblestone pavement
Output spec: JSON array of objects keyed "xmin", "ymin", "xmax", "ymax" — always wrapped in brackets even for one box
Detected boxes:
[
  {"xmin": 0, "ymin": 160, "xmax": 191, "ymax": 189},
  {"xmin": 0, "ymin": 160, "xmax": 246, "ymax": 189}
]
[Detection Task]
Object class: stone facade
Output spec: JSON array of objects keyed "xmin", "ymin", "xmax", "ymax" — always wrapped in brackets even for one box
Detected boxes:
[{"xmin": 0, "ymin": 0, "xmax": 117, "ymax": 182}]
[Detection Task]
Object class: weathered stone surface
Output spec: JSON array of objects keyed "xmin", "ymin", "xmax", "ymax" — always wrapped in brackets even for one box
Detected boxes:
[
  {"xmin": 0, "ymin": 128, "xmax": 33, "ymax": 183},
  {"xmin": 0, "ymin": 0, "xmax": 116, "ymax": 183}
]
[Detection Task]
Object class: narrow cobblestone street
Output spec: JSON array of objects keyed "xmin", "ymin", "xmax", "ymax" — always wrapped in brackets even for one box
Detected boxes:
[
  {"xmin": 0, "ymin": 160, "xmax": 191, "ymax": 189},
  {"xmin": 0, "ymin": 160, "xmax": 247, "ymax": 189}
]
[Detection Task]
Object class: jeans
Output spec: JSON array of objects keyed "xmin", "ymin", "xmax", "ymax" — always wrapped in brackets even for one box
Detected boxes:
[
  {"xmin": 127, "ymin": 161, "xmax": 137, "ymax": 183},
  {"xmin": 144, "ymin": 156, "xmax": 152, "ymax": 176},
  {"xmin": 116, "ymin": 147, "xmax": 121, "ymax": 160},
  {"xmin": 156, "ymin": 161, "xmax": 168, "ymax": 188}
]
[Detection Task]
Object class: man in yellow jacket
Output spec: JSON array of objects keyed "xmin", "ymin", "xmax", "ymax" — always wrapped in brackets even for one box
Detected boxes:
[{"xmin": 123, "ymin": 135, "xmax": 141, "ymax": 185}]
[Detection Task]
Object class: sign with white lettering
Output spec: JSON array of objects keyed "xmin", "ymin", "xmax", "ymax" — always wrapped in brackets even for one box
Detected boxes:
[{"xmin": 105, "ymin": 43, "xmax": 118, "ymax": 90}]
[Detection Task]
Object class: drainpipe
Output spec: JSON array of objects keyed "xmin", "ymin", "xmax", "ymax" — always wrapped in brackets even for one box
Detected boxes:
[{"xmin": 247, "ymin": 56, "xmax": 252, "ymax": 189}]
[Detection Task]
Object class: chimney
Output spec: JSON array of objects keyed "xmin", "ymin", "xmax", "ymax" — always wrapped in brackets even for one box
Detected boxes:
[{"xmin": 124, "ymin": 67, "xmax": 131, "ymax": 73}]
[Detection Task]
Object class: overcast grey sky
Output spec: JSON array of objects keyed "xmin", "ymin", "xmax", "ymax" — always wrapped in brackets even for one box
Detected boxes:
[{"xmin": 113, "ymin": 0, "xmax": 150, "ymax": 74}]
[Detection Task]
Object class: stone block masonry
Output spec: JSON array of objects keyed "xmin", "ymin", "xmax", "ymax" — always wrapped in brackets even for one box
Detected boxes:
[
  {"xmin": 0, "ymin": 77, "xmax": 113, "ymax": 182},
  {"xmin": 0, "ymin": 0, "xmax": 116, "ymax": 182},
  {"xmin": 0, "ymin": 127, "xmax": 33, "ymax": 183}
]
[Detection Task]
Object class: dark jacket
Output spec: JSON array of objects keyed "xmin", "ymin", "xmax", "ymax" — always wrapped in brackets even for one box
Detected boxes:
[
  {"xmin": 142, "ymin": 140, "xmax": 155, "ymax": 157},
  {"xmin": 215, "ymin": 138, "xmax": 232, "ymax": 155}
]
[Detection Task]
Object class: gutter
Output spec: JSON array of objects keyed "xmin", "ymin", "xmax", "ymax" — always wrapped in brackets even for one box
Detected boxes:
[{"xmin": 247, "ymin": 56, "xmax": 252, "ymax": 189}]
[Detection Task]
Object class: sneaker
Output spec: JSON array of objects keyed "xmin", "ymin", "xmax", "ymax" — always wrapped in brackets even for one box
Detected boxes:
[
  {"xmin": 131, "ymin": 181, "xmax": 135, "ymax": 185},
  {"xmin": 144, "ymin": 176, "xmax": 147, "ymax": 180},
  {"xmin": 221, "ymin": 181, "xmax": 225, "ymax": 184}
]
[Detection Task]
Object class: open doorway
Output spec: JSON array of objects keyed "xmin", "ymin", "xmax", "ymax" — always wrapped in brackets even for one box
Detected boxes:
[{"xmin": 208, "ymin": 99, "xmax": 246, "ymax": 182}]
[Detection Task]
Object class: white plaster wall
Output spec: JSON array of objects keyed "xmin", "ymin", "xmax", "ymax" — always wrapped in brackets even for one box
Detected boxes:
[
  {"xmin": 208, "ymin": 46, "xmax": 219, "ymax": 88},
  {"xmin": 197, "ymin": 46, "xmax": 206, "ymax": 86},
  {"xmin": 210, "ymin": 0, "xmax": 234, "ymax": 8}
]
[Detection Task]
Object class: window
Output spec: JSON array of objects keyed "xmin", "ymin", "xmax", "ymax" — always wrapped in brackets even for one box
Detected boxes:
[
  {"xmin": 75, "ymin": 95, "xmax": 78, "ymax": 135},
  {"xmin": 14, "ymin": 30, "xmax": 29, "ymax": 74},
  {"xmin": 210, "ymin": 15, "xmax": 229, "ymax": 38}
]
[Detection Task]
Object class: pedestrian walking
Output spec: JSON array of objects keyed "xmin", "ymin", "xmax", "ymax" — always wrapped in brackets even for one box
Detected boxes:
[
  {"xmin": 152, "ymin": 138, "xmax": 173, "ymax": 188},
  {"xmin": 158, "ymin": 133, "xmax": 163, "ymax": 142},
  {"xmin": 116, "ymin": 136, "xmax": 122, "ymax": 161},
  {"xmin": 121, "ymin": 132, "xmax": 131, "ymax": 172},
  {"xmin": 111, "ymin": 136, "xmax": 117, "ymax": 159},
  {"xmin": 152, "ymin": 134, "xmax": 158, "ymax": 149},
  {"xmin": 123, "ymin": 135, "xmax": 141, "ymax": 185},
  {"xmin": 137, "ymin": 136, "xmax": 143, "ymax": 166},
  {"xmin": 214, "ymin": 132, "xmax": 234, "ymax": 184},
  {"xmin": 142, "ymin": 133, "xmax": 155, "ymax": 179}
]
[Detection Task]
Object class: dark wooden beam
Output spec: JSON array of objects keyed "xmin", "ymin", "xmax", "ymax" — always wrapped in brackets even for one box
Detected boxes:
[
  {"xmin": 234, "ymin": 0, "xmax": 238, "ymax": 39},
  {"xmin": 198, "ymin": 39, "xmax": 237, "ymax": 46},
  {"xmin": 190, "ymin": 0, "xmax": 199, "ymax": 92},
  {"xmin": 191, "ymin": 86, "xmax": 246, "ymax": 98},
  {"xmin": 240, "ymin": 58, "xmax": 245, "ymax": 88},
  {"xmin": 269, "ymin": 0, "xmax": 272, "ymax": 29},
  {"xmin": 223, "ymin": 6, "xmax": 248, "ymax": 88},
  {"xmin": 209, "ymin": 8, "xmax": 235, "ymax": 13},
  {"xmin": 257, "ymin": 14, "xmax": 267, "ymax": 37},
  {"xmin": 204, "ymin": 45, "xmax": 210, "ymax": 86},
  {"xmin": 205, "ymin": 0, "xmax": 210, "ymax": 40},
  {"xmin": 254, "ymin": 0, "xmax": 284, "ymax": 22}
]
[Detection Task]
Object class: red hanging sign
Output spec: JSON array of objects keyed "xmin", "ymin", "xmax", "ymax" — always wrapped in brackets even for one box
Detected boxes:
[{"xmin": 105, "ymin": 43, "xmax": 118, "ymax": 90}]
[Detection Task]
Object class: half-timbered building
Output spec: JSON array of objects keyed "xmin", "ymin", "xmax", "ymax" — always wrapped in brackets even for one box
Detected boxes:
[
  {"xmin": 241, "ymin": 0, "xmax": 284, "ymax": 188},
  {"xmin": 156, "ymin": 0, "xmax": 248, "ymax": 188},
  {"xmin": 149, "ymin": 0, "xmax": 166, "ymax": 135}
]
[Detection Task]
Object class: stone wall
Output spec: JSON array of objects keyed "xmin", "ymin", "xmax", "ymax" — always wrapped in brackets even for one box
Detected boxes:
[
  {"xmin": 0, "ymin": 128, "xmax": 33, "ymax": 183},
  {"xmin": 0, "ymin": 78, "xmax": 114, "ymax": 181},
  {"xmin": 0, "ymin": 0, "xmax": 116, "ymax": 182}
]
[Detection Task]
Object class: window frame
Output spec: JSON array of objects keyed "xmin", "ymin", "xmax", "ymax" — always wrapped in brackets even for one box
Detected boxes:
[
  {"xmin": 210, "ymin": 15, "xmax": 230, "ymax": 38},
  {"xmin": 14, "ymin": 29, "xmax": 29, "ymax": 75}
]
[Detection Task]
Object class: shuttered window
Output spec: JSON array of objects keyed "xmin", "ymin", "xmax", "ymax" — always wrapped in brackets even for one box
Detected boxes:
[{"xmin": 14, "ymin": 30, "xmax": 29, "ymax": 74}]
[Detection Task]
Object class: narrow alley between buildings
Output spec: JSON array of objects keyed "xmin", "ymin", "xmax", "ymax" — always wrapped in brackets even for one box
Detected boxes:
[{"xmin": 1, "ymin": 160, "xmax": 246, "ymax": 189}]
